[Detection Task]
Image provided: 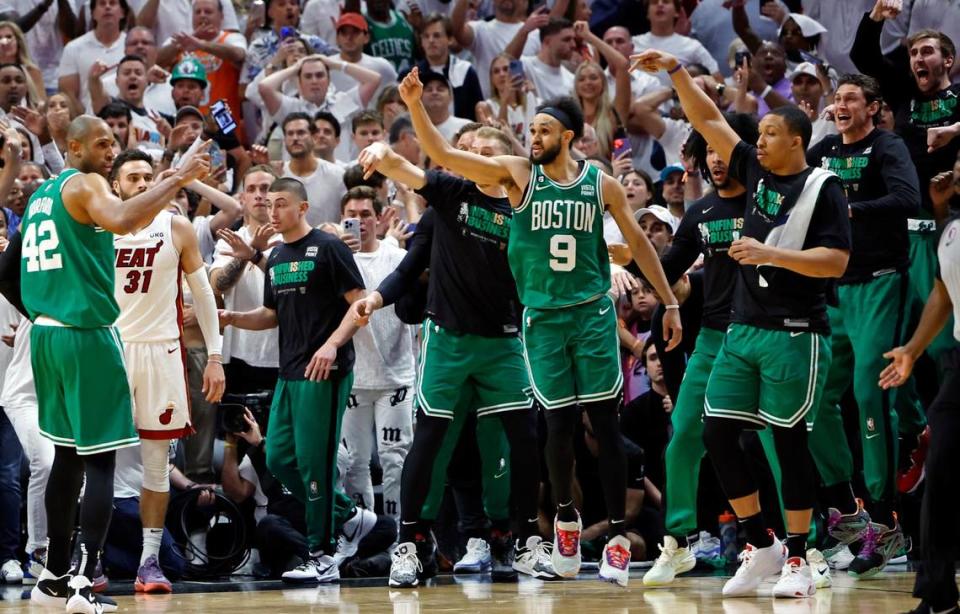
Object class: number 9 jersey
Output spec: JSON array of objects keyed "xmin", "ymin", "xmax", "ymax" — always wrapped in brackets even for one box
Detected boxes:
[
  {"xmin": 20, "ymin": 169, "xmax": 121, "ymax": 327},
  {"xmin": 113, "ymin": 210, "xmax": 182, "ymax": 343},
  {"xmin": 508, "ymin": 162, "xmax": 611, "ymax": 309}
]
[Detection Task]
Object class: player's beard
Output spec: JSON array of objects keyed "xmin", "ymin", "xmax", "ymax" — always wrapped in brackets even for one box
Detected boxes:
[{"xmin": 530, "ymin": 140, "xmax": 562, "ymax": 165}]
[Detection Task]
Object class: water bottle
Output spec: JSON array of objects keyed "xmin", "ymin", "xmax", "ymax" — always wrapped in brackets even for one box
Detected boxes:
[{"xmin": 719, "ymin": 511, "xmax": 738, "ymax": 564}]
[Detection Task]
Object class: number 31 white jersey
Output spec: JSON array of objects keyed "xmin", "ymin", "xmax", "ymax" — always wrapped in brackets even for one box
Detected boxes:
[{"xmin": 114, "ymin": 211, "xmax": 183, "ymax": 343}]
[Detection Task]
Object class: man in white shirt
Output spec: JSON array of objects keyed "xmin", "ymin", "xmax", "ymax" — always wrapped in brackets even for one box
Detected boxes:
[
  {"xmin": 210, "ymin": 165, "xmax": 281, "ymax": 395},
  {"xmin": 313, "ymin": 111, "xmax": 343, "ymax": 165},
  {"xmin": 419, "ymin": 71, "xmax": 471, "ymax": 143},
  {"xmin": 57, "ymin": 0, "xmax": 129, "ymax": 111},
  {"xmin": 280, "ymin": 112, "xmax": 346, "ymax": 225},
  {"xmin": 633, "ymin": 0, "xmax": 723, "ymax": 87},
  {"xmin": 452, "ymin": 0, "xmax": 538, "ymax": 96},
  {"xmin": 518, "ymin": 18, "xmax": 576, "ymax": 102},
  {"xmin": 602, "ymin": 26, "xmax": 664, "ymax": 101},
  {"xmin": 329, "ymin": 13, "xmax": 397, "ymax": 109},
  {"xmin": 338, "ymin": 186, "xmax": 414, "ymax": 521},
  {"xmin": 97, "ymin": 27, "xmax": 176, "ymax": 117}
]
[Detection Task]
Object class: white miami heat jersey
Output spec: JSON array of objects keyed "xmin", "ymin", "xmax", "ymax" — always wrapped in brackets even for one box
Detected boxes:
[{"xmin": 114, "ymin": 211, "xmax": 183, "ymax": 343}]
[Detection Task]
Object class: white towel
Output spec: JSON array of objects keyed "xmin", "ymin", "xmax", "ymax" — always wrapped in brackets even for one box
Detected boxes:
[{"xmin": 758, "ymin": 167, "xmax": 837, "ymax": 287}]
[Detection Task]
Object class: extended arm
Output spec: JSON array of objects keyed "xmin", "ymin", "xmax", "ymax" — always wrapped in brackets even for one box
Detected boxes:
[
  {"xmin": 222, "ymin": 306, "xmax": 278, "ymax": 330},
  {"xmin": 577, "ymin": 22, "xmax": 631, "ymax": 122},
  {"xmin": 631, "ymin": 50, "xmax": 739, "ymax": 165},
  {"xmin": 731, "ymin": 4, "xmax": 764, "ymax": 54},
  {"xmin": 732, "ymin": 241, "xmax": 850, "ymax": 278},
  {"xmin": 188, "ymin": 180, "xmax": 243, "ymax": 235},
  {"xmin": 626, "ymin": 88, "xmax": 672, "ymax": 138},
  {"xmin": 137, "ymin": 0, "xmax": 161, "ymax": 31},
  {"xmin": 879, "ymin": 279, "xmax": 953, "ymax": 389},
  {"xmin": 451, "ymin": 0, "xmax": 475, "ymax": 49},
  {"xmin": 358, "ymin": 142, "xmax": 427, "ymax": 189},
  {"xmin": 306, "ymin": 287, "xmax": 365, "ymax": 381}
]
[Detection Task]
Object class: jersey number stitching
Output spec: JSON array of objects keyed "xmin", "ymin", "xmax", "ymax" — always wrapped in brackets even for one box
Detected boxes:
[
  {"xmin": 549, "ymin": 234, "xmax": 577, "ymax": 272},
  {"xmin": 22, "ymin": 220, "xmax": 63, "ymax": 272},
  {"xmin": 123, "ymin": 270, "xmax": 154, "ymax": 294}
]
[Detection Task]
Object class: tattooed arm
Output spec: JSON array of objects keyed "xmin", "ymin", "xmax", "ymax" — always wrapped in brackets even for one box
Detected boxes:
[{"xmin": 211, "ymin": 257, "xmax": 251, "ymax": 295}]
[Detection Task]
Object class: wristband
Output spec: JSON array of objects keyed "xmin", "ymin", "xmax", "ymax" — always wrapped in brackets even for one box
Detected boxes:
[
  {"xmin": 760, "ymin": 85, "xmax": 773, "ymax": 98},
  {"xmin": 667, "ymin": 63, "xmax": 683, "ymax": 75},
  {"xmin": 665, "ymin": 304, "xmax": 680, "ymax": 310},
  {"xmin": 250, "ymin": 249, "xmax": 263, "ymax": 265},
  {"xmin": 207, "ymin": 357, "xmax": 222, "ymax": 364},
  {"xmin": 223, "ymin": 442, "xmax": 236, "ymax": 449}
]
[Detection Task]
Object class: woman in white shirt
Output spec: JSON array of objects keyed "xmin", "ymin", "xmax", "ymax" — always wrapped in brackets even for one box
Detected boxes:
[{"xmin": 475, "ymin": 53, "xmax": 539, "ymax": 150}]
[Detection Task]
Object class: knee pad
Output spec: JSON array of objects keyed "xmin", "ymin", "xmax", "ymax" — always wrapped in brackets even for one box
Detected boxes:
[
  {"xmin": 702, "ymin": 416, "xmax": 743, "ymax": 457},
  {"xmin": 140, "ymin": 439, "xmax": 172, "ymax": 493}
]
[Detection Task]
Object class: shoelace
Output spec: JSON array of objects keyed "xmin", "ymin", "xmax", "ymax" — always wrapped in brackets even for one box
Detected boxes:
[
  {"xmin": 655, "ymin": 542, "xmax": 678, "ymax": 564},
  {"xmin": 857, "ymin": 525, "xmax": 880, "ymax": 558},
  {"xmin": 735, "ymin": 546, "xmax": 756, "ymax": 573},
  {"xmin": 605, "ymin": 543, "xmax": 630, "ymax": 570},
  {"xmin": 556, "ymin": 527, "xmax": 580, "ymax": 556},
  {"xmin": 397, "ymin": 550, "xmax": 422, "ymax": 574}
]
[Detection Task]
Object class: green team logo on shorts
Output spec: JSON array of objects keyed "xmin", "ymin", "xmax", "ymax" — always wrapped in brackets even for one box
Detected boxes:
[
  {"xmin": 270, "ymin": 260, "xmax": 315, "ymax": 286},
  {"xmin": 754, "ymin": 180, "xmax": 785, "ymax": 218},
  {"xmin": 911, "ymin": 95, "xmax": 957, "ymax": 126},
  {"xmin": 698, "ymin": 217, "xmax": 743, "ymax": 252}
]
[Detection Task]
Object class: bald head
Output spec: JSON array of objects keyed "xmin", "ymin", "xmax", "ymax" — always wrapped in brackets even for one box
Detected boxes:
[
  {"xmin": 67, "ymin": 115, "xmax": 110, "ymax": 142},
  {"xmin": 602, "ymin": 26, "xmax": 634, "ymax": 59}
]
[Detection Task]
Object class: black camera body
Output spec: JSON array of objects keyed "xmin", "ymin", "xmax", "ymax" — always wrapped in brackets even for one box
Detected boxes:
[{"xmin": 218, "ymin": 390, "xmax": 272, "ymax": 434}]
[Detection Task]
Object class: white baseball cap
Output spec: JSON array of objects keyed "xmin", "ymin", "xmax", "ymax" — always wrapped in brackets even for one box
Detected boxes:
[{"xmin": 634, "ymin": 204, "xmax": 679, "ymax": 234}]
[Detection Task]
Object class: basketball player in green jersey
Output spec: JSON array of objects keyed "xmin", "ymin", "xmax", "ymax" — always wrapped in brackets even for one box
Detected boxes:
[
  {"xmin": 397, "ymin": 67, "xmax": 682, "ymax": 587},
  {"xmin": 23, "ymin": 116, "xmax": 209, "ymax": 614}
]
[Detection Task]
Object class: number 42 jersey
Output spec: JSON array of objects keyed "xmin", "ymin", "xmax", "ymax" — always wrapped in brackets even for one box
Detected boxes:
[
  {"xmin": 508, "ymin": 162, "xmax": 611, "ymax": 309},
  {"xmin": 114, "ymin": 210, "xmax": 182, "ymax": 342},
  {"xmin": 20, "ymin": 169, "xmax": 120, "ymax": 327}
]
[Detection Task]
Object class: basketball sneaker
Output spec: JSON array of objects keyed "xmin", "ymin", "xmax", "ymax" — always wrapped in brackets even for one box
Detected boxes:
[
  {"xmin": 333, "ymin": 508, "xmax": 377, "ymax": 567},
  {"xmin": 22, "ymin": 548, "xmax": 46, "ymax": 585},
  {"xmin": 722, "ymin": 532, "xmax": 787, "ymax": 597},
  {"xmin": 848, "ymin": 516, "xmax": 906, "ymax": 579},
  {"xmin": 281, "ymin": 553, "xmax": 340, "ymax": 584},
  {"xmin": 1, "ymin": 559, "xmax": 22, "ymax": 583},
  {"xmin": 551, "ymin": 513, "xmax": 582, "ymax": 578},
  {"xmin": 489, "ymin": 531, "xmax": 518, "ymax": 582},
  {"xmin": 91, "ymin": 562, "xmax": 108, "ymax": 593},
  {"xmin": 454, "ymin": 538, "xmax": 492, "ymax": 574},
  {"xmin": 513, "ymin": 536, "xmax": 559, "ymax": 580},
  {"xmin": 599, "ymin": 535, "xmax": 632, "ymax": 587},
  {"xmin": 643, "ymin": 535, "xmax": 696, "ymax": 586},
  {"xmin": 64, "ymin": 575, "xmax": 118, "ymax": 614},
  {"xmin": 134, "ymin": 555, "xmax": 172, "ymax": 593},
  {"xmin": 772, "ymin": 557, "xmax": 816, "ymax": 598},
  {"xmin": 824, "ymin": 499, "xmax": 871, "ymax": 570},
  {"xmin": 389, "ymin": 543, "xmax": 422, "ymax": 588},
  {"xmin": 805, "ymin": 548, "xmax": 831, "ymax": 589},
  {"xmin": 898, "ymin": 426, "xmax": 930, "ymax": 495}
]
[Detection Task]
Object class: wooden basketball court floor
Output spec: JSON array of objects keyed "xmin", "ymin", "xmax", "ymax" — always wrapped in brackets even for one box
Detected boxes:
[{"xmin": 0, "ymin": 566, "xmax": 928, "ymax": 613}]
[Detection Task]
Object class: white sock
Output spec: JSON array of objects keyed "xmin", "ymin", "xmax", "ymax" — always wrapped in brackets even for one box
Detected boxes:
[{"xmin": 141, "ymin": 528, "xmax": 163, "ymax": 566}]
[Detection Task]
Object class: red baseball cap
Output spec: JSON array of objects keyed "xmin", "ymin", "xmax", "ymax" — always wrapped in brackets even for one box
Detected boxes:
[{"xmin": 336, "ymin": 13, "xmax": 368, "ymax": 33}]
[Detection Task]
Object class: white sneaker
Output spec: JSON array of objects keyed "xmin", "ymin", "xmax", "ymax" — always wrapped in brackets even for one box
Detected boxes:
[
  {"xmin": 824, "ymin": 544, "xmax": 854, "ymax": 570},
  {"xmin": 643, "ymin": 536, "xmax": 697, "ymax": 586},
  {"xmin": 806, "ymin": 549, "xmax": 831, "ymax": 589},
  {"xmin": 389, "ymin": 542, "xmax": 422, "ymax": 588},
  {"xmin": 333, "ymin": 508, "xmax": 377, "ymax": 566},
  {"xmin": 722, "ymin": 533, "xmax": 787, "ymax": 597},
  {"xmin": 772, "ymin": 557, "xmax": 816, "ymax": 599},
  {"xmin": 0, "ymin": 559, "xmax": 22, "ymax": 583},
  {"xmin": 281, "ymin": 554, "xmax": 340, "ymax": 584},
  {"xmin": 64, "ymin": 575, "xmax": 118, "ymax": 614},
  {"xmin": 599, "ymin": 535, "xmax": 631, "ymax": 587},
  {"xmin": 551, "ymin": 513, "xmax": 582, "ymax": 578},
  {"xmin": 453, "ymin": 538, "xmax": 492, "ymax": 574},
  {"xmin": 513, "ymin": 536, "xmax": 558, "ymax": 579}
]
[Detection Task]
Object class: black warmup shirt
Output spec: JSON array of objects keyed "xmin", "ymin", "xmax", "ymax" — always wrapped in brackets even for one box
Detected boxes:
[
  {"xmin": 263, "ymin": 229, "xmax": 365, "ymax": 380},
  {"xmin": 378, "ymin": 208, "xmax": 434, "ymax": 324},
  {"xmin": 728, "ymin": 141, "xmax": 851, "ymax": 335},
  {"xmin": 411, "ymin": 170, "xmax": 521, "ymax": 337},
  {"xmin": 661, "ymin": 191, "xmax": 746, "ymax": 331},
  {"xmin": 808, "ymin": 129, "xmax": 920, "ymax": 284}
]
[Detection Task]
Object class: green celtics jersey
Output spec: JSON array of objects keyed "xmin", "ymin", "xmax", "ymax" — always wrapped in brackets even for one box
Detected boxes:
[
  {"xmin": 508, "ymin": 162, "xmax": 610, "ymax": 309},
  {"xmin": 364, "ymin": 10, "xmax": 415, "ymax": 73},
  {"xmin": 20, "ymin": 169, "xmax": 120, "ymax": 327}
]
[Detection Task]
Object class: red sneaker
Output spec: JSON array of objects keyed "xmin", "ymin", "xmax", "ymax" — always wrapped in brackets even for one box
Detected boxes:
[{"xmin": 898, "ymin": 426, "xmax": 930, "ymax": 494}]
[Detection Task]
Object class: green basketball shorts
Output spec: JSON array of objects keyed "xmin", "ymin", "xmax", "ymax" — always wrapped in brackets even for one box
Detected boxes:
[
  {"xmin": 704, "ymin": 323, "xmax": 832, "ymax": 429},
  {"xmin": 521, "ymin": 295, "xmax": 622, "ymax": 410},
  {"xmin": 31, "ymin": 322, "xmax": 138, "ymax": 455},
  {"xmin": 416, "ymin": 319, "xmax": 533, "ymax": 420}
]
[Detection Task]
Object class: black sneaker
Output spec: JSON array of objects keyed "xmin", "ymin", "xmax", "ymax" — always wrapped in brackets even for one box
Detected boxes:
[
  {"xmin": 30, "ymin": 572, "xmax": 71, "ymax": 608},
  {"xmin": 416, "ymin": 535, "xmax": 438, "ymax": 581},
  {"xmin": 490, "ymin": 531, "xmax": 518, "ymax": 583},
  {"xmin": 64, "ymin": 575, "xmax": 117, "ymax": 614}
]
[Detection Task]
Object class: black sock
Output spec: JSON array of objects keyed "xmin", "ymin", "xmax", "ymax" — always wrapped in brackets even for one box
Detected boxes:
[
  {"xmin": 399, "ymin": 521, "xmax": 420, "ymax": 544},
  {"xmin": 490, "ymin": 518, "xmax": 511, "ymax": 538},
  {"xmin": 78, "ymin": 451, "xmax": 116, "ymax": 579},
  {"xmin": 557, "ymin": 500, "xmax": 578, "ymax": 522},
  {"xmin": 44, "ymin": 447, "xmax": 85, "ymax": 576},
  {"xmin": 786, "ymin": 533, "xmax": 808, "ymax": 559},
  {"xmin": 739, "ymin": 513, "xmax": 772, "ymax": 548},
  {"xmin": 822, "ymin": 482, "xmax": 857, "ymax": 515},
  {"xmin": 518, "ymin": 517, "xmax": 540, "ymax": 543}
]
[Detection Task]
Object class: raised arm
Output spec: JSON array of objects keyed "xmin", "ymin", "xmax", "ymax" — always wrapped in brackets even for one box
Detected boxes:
[
  {"xmin": 257, "ymin": 60, "xmax": 300, "ymax": 117},
  {"xmin": 576, "ymin": 21, "xmax": 631, "ymax": 122},
  {"xmin": 631, "ymin": 50, "xmax": 739, "ymax": 165},
  {"xmin": 324, "ymin": 56, "xmax": 383, "ymax": 108},
  {"xmin": 400, "ymin": 67, "xmax": 519, "ymax": 188},
  {"xmin": 137, "ymin": 0, "xmax": 161, "ymax": 31},
  {"xmin": 358, "ymin": 141, "xmax": 427, "ymax": 189},
  {"xmin": 604, "ymin": 172, "xmax": 682, "ymax": 350},
  {"xmin": 731, "ymin": 3, "xmax": 764, "ymax": 55},
  {"xmin": 626, "ymin": 88, "xmax": 673, "ymax": 138},
  {"xmin": 451, "ymin": 0, "xmax": 475, "ymax": 49},
  {"xmin": 188, "ymin": 179, "xmax": 243, "ymax": 235},
  {"xmin": 506, "ymin": 7, "xmax": 549, "ymax": 59},
  {"xmin": 64, "ymin": 152, "xmax": 210, "ymax": 235}
]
